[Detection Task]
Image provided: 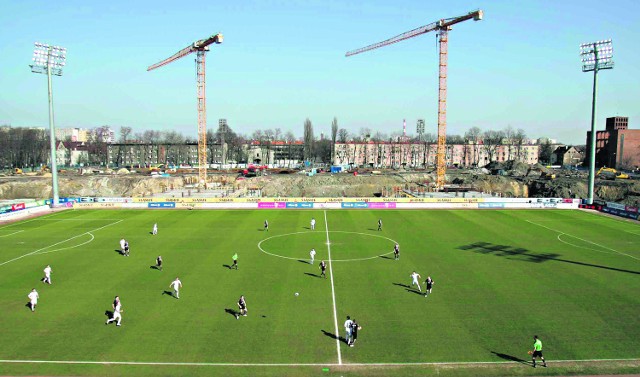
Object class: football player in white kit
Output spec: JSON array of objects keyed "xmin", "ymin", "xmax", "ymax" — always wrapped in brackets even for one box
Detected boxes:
[
  {"xmin": 152, "ymin": 223, "xmax": 158, "ymax": 235},
  {"xmin": 310, "ymin": 218, "xmax": 316, "ymax": 230},
  {"xmin": 410, "ymin": 271, "xmax": 422, "ymax": 292},
  {"xmin": 43, "ymin": 265, "xmax": 52, "ymax": 284},
  {"xmin": 106, "ymin": 296, "xmax": 122, "ymax": 326},
  {"xmin": 170, "ymin": 277, "xmax": 182, "ymax": 299},
  {"xmin": 27, "ymin": 288, "xmax": 39, "ymax": 312}
]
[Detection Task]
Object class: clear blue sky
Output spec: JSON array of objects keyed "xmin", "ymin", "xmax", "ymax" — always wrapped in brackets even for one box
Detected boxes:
[{"xmin": 0, "ymin": 0, "xmax": 638, "ymax": 144}]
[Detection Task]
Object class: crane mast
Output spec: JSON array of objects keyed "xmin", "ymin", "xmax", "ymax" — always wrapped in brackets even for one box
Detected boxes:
[
  {"xmin": 346, "ymin": 10, "xmax": 482, "ymax": 189},
  {"xmin": 147, "ymin": 33, "xmax": 223, "ymax": 186}
]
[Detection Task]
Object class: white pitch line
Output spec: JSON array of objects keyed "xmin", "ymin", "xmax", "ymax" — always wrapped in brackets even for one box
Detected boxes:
[
  {"xmin": 0, "ymin": 357, "xmax": 637, "ymax": 367},
  {"xmin": 257, "ymin": 231, "xmax": 398, "ymax": 262},
  {"xmin": 0, "ymin": 220, "xmax": 122, "ymax": 267},
  {"xmin": 0, "ymin": 230, "xmax": 24, "ymax": 238},
  {"xmin": 324, "ymin": 210, "xmax": 342, "ymax": 365},
  {"xmin": 526, "ymin": 220, "xmax": 640, "ymax": 261},
  {"xmin": 34, "ymin": 233, "xmax": 95, "ymax": 256},
  {"xmin": 556, "ymin": 234, "xmax": 613, "ymax": 255},
  {"xmin": 0, "ymin": 210, "xmax": 63, "ymax": 229},
  {"xmin": 32, "ymin": 218, "xmax": 123, "ymax": 221}
]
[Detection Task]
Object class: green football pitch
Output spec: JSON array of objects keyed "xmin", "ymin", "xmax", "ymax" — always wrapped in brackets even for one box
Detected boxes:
[{"xmin": 0, "ymin": 209, "xmax": 639, "ymax": 377}]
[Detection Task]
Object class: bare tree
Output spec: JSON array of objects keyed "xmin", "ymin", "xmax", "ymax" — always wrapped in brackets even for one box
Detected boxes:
[
  {"xmin": 338, "ymin": 128, "xmax": 349, "ymax": 143},
  {"xmin": 503, "ymin": 126, "xmax": 515, "ymax": 160},
  {"xmin": 482, "ymin": 130, "xmax": 504, "ymax": 163},
  {"xmin": 284, "ymin": 131, "xmax": 296, "ymax": 168},
  {"xmin": 331, "ymin": 117, "xmax": 338, "ymax": 163},
  {"xmin": 88, "ymin": 126, "xmax": 111, "ymax": 166},
  {"xmin": 119, "ymin": 126, "xmax": 132, "ymax": 142},
  {"xmin": 513, "ymin": 128, "xmax": 527, "ymax": 161},
  {"xmin": 303, "ymin": 118, "xmax": 314, "ymax": 162},
  {"xmin": 464, "ymin": 127, "xmax": 482, "ymax": 167},
  {"xmin": 114, "ymin": 126, "xmax": 133, "ymax": 167},
  {"xmin": 423, "ymin": 132, "xmax": 436, "ymax": 167}
]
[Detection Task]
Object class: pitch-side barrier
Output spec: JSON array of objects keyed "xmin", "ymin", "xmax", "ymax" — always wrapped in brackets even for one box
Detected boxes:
[
  {"xmin": 7, "ymin": 198, "xmax": 639, "ymax": 222},
  {"xmin": 69, "ymin": 197, "xmax": 582, "ymax": 210}
]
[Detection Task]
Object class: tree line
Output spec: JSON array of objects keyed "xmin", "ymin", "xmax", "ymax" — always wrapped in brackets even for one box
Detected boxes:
[{"xmin": 1, "ymin": 120, "xmax": 560, "ymax": 169}]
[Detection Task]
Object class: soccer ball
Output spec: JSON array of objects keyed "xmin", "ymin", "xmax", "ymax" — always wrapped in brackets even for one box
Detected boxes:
[{"xmin": 295, "ymin": 292, "xmax": 299, "ymax": 296}]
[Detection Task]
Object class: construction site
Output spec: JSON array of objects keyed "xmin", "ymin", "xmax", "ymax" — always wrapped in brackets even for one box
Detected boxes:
[{"xmin": 1, "ymin": 163, "xmax": 638, "ymax": 207}]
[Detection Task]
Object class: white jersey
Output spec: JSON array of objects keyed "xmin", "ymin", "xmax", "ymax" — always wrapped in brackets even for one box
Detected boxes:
[
  {"xmin": 171, "ymin": 279, "xmax": 182, "ymax": 290},
  {"xmin": 344, "ymin": 319, "xmax": 353, "ymax": 331},
  {"xmin": 44, "ymin": 266, "xmax": 52, "ymax": 276},
  {"xmin": 114, "ymin": 302, "xmax": 122, "ymax": 314},
  {"xmin": 28, "ymin": 291, "xmax": 39, "ymax": 302},
  {"xmin": 311, "ymin": 219, "xmax": 316, "ymax": 226},
  {"xmin": 310, "ymin": 249, "xmax": 316, "ymax": 257},
  {"xmin": 411, "ymin": 272, "xmax": 420, "ymax": 282},
  {"xmin": 120, "ymin": 239, "xmax": 126, "ymax": 249},
  {"xmin": 153, "ymin": 224, "xmax": 157, "ymax": 231}
]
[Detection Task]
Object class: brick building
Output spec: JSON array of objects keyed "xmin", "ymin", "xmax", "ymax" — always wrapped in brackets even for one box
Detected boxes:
[{"xmin": 586, "ymin": 117, "xmax": 640, "ymax": 169}]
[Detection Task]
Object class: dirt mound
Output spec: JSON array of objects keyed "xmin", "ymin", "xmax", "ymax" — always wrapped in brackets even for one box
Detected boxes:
[{"xmin": 0, "ymin": 176, "xmax": 186, "ymax": 199}]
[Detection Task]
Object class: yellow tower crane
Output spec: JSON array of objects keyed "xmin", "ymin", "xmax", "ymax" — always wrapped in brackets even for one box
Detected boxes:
[
  {"xmin": 346, "ymin": 10, "xmax": 482, "ymax": 189},
  {"xmin": 147, "ymin": 33, "xmax": 223, "ymax": 187}
]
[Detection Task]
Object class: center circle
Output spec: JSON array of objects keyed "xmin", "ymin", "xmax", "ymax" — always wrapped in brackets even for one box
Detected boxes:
[{"xmin": 258, "ymin": 231, "xmax": 398, "ymax": 262}]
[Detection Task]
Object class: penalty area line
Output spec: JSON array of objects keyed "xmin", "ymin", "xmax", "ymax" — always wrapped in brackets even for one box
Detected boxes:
[
  {"xmin": 0, "ymin": 220, "xmax": 122, "ymax": 267},
  {"xmin": 0, "ymin": 358, "xmax": 638, "ymax": 367},
  {"xmin": 0, "ymin": 230, "xmax": 25, "ymax": 237},
  {"xmin": 526, "ymin": 220, "xmax": 640, "ymax": 261}
]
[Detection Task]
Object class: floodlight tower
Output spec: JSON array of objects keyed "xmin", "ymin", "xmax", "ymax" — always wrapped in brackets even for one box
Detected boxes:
[
  {"xmin": 30, "ymin": 42, "xmax": 67, "ymax": 207},
  {"xmin": 580, "ymin": 39, "xmax": 614, "ymax": 205}
]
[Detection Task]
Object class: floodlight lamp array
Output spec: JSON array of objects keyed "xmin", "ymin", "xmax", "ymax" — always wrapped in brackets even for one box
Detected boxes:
[
  {"xmin": 579, "ymin": 39, "xmax": 613, "ymax": 72},
  {"xmin": 31, "ymin": 42, "xmax": 67, "ymax": 75}
]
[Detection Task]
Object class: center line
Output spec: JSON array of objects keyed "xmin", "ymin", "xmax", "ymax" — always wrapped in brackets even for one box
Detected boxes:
[{"xmin": 324, "ymin": 210, "xmax": 342, "ymax": 365}]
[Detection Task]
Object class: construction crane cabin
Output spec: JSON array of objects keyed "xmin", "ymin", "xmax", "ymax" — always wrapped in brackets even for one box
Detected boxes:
[
  {"xmin": 346, "ymin": 10, "xmax": 482, "ymax": 190},
  {"xmin": 147, "ymin": 33, "xmax": 224, "ymax": 187}
]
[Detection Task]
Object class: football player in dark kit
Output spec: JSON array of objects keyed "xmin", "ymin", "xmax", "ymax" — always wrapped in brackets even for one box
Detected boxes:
[
  {"xmin": 319, "ymin": 260, "xmax": 327, "ymax": 278},
  {"xmin": 236, "ymin": 295, "xmax": 247, "ymax": 319}
]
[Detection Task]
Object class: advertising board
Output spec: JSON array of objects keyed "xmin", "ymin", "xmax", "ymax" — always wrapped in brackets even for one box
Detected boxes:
[{"xmin": 148, "ymin": 202, "xmax": 176, "ymax": 209}]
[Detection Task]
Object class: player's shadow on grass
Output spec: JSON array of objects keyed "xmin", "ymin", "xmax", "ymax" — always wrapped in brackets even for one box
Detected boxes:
[
  {"xmin": 105, "ymin": 310, "xmax": 114, "ymax": 320},
  {"xmin": 379, "ymin": 255, "xmax": 393, "ymax": 260},
  {"xmin": 222, "ymin": 264, "xmax": 232, "ymax": 269},
  {"xmin": 491, "ymin": 351, "xmax": 529, "ymax": 365},
  {"xmin": 114, "ymin": 249, "xmax": 123, "ymax": 255},
  {"xmin": 150, "ymin": 265, "xmax": 161, "ymax": 270},
  {"xmin": 298, "ymin": 259, "xmax": 311, "ymax": 264},
  {"xmin": 304, "ymin": 272, "xmax": 321, "ymax": 278},
  {"xmin": 225, "ymin": 308, "xmax": 238, "ymax": 318},
  {"xmin": 393, "ymin": 282, "xmax": 424, "ymax": 295},
  {"xmin": 458, "ymin": 242, "xmax": 640, "ymax": 275},
  {"xmin": 162, "ymin": 290, "xmax": 175, "ymax": 298},
  {"xmin": 321, "ymin": 330, "xmax": 344, "ymax": 343}
]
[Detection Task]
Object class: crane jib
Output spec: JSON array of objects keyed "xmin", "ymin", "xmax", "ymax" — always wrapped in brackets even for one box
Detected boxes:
[{"xmin": 343, "ymin": 10, "xmax": 482, "ymax": 190}]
